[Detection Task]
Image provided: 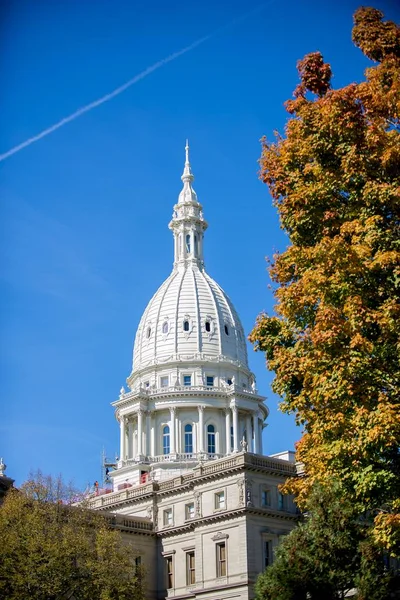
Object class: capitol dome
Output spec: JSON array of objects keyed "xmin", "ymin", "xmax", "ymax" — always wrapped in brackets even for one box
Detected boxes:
[
  {"xmin": 112, "ymin": 143, "xmax": 268, "ymax": 486},
  {"xmin": 131, "ymin": 269, "xmax": 248, "ymax": 376}
]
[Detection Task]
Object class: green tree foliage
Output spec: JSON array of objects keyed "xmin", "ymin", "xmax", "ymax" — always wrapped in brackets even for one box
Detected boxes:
[
  {"xmin": 0, "ymin": 472, "xmax": 144, "ymax": 600},
  {"xmin": 255, "ymin": 483, "xmax": 397, "ymax": 600},
  {"xmin": 249, "ymin": 6, "xmax": 400, "ymax": 556}
]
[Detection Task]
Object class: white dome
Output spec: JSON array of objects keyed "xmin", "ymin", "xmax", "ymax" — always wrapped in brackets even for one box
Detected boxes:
[
  {"xmin": 113, "ymin": 144, "xmax": 267, "ymax": 485},
  {"xmin": 131, "ymin": 265, "xmax": 248, "ymax": 376}
]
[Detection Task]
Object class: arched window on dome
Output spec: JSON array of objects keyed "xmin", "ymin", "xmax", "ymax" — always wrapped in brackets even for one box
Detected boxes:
[
  {"xmin": 162, "ymin": 321, "xmax": 169, "ymax": 334},
  {"xmin": 186, "ymin": 234, "xmax": 191, "ymax": 254},
  {"xmin": 146, "ymin": 326, "xmax": 151, "ymax": 338},
  {"xmin": 205, "ymin": 320, "xmax": 211, "ymax": 333},
  {"xmin": 163, "ymin": 425, "xmax": 170, "ymax": 455},
  {"xmin": 224, "ymin": 324, "xmax": 229, "ymax": 336},
  {"xmin": 207, "ymin": 424, "xmax": 216, "ymax": 455},
  {"xmin": 183, "ymin": 320, "xmax": 190, "ymax": 332},
  {"xmin": 184, "ymin": 424, "xmax": 193, "ymax": 454}
]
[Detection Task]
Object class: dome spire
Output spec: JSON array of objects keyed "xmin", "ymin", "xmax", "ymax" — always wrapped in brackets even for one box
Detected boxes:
[
  {"xmin": 169, "ymin": 142, "xmax": 208, "ymax": 268},
  {"xmin": 181, "ymin": 139, "xmax": 194, "ymax": 184}
]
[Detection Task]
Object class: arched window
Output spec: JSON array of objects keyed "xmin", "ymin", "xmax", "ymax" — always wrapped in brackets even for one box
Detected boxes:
[
  {"xmin": 163, "ymin": 425, "xmax": 170, "ymax": 455},
  {"xmin": 162, "ymin": 321, "xmax": 169, "ymax": 334},
  {"xmin": 194, "ymin": 235, "xmax": 198, "ymax": 256},
  {"xmin": 183, "ymin": 320, "xmax": 190, "ymax": 332},
  {"xmin": 184, "ymin": 424, "xmax": 193, "ymax": 453},
  {"xmin": 224, "ymin": 324, "xmax": 229, "ymax": 336},
  {"xmin": 207, "ymin": 424, "xmax": 216, "ymax": 454},
  {"xmin": 205, "ymin": 320, "xmax": 211, "ymax": 333},
  {"xmin": 230, "ymin": 426, "xmax": 234, "ymax": 452},
  {"xmin": 186, "ymin": 234, "xmax": 191, "ymax": 253},
  {"xmin": 146, "ymin": 326, "xmax": 151, "ymax": 338}
]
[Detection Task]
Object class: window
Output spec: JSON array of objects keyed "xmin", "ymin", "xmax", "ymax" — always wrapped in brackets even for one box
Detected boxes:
[
  {"xmin": 194, "ymin": 235, "xmax": 198, "ymax": 256},
  {"xmin": 230, "ymin": 426, "xmax": 234, "ymax": 452},
  {"xmin": 184, "ymin": 424, "xmax": 193, "ymax": 453},
  {"xmin": 185, "ymin": 503, "xmax": 195, "ymax": 520},
  {"xmin": 134, "ymin": 555, "xmax": 142, "ymax": 568},
  {"xmin": 226, "ymin": 378, "xmax": 232, "ymax": 385},
  {"xmin": 206, "ymin": 376, "xmax": 214, "ymax": 387},
  {"xmin": 261, "ymin": 489, "xmax": 271, "ymax": 507},
  {"xmin": 164, "ymin": 508, "xmax": 173, "ymax": 526},
  {"xmin": 207, "ymin": 424, "xmax": 216, "ymax": 454},
  {"xmin": 144, "ymin": 381, "xmax": 150, "ymax": 388},
  {"xmin": 224, "ymin": 324, "xmax": 229, "ymax": 335},
  {"xmin": 163, "ymin": 425, "xmax": 170, "ymax": 454},
  {"xmin": 166, "ymin": 555, "xmax": 174, "ymax": 588},
  {"xmin": 278, "ymin": 492, "xmax": 285, "ymax": 511},
  {"xmin": 186, "ymin": 234, "xmax": 191, "ymax": 253},
  {"xmin": 242, "ymin": 382, "xmax": 247, "ymax": 390},
  {"xmin": 205, "ymin": 320, "xmax": 211, "ymax": 332},
  {"xmin": 146, "ymin": 326, "xmax": 151, "ymax": 338},
  {"xmin": 183, "ymin": 375, "xmax": 192, "ymax": 387},
  {"xmin": 264, "ymin": 541, "xmax": 272, "ymax": 568},
  {"xmin": 162, "ymin": 321, "xmax": 169, "ymax": 334},
  {"xmin": 183, "ymin": 320, "xmax": 190, "ymax": 332},
  {"xmin": 215, "ymin": 491, "xmax": 225, "ymax": 510},
  {"xmin": 186, "ymin": 551, "xmax": 195, "ymax": 585},
  {"xmin": 160, "ymin": 376, "xmax": 169, "ymax": 388},
  {"xmin": 216, "ymin": 542, "xmax": 227, "ymax": 577}
]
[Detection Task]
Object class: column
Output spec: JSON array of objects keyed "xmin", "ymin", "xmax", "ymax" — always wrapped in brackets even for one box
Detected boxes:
[
  {"xmin": 176, "ymin": 410, "xmax": 180, "ymax": 454},
  {"xmin": 225, "ymin": 408, "xmax": 231, "ymax": 455},
  {"xmin": 170, "ymin": 407, "xmax": 176, "ymax": 454},
  {"xmin": 246, "ymin": 414, "xmax": 252, "ymax": 451},
  {"xmin": 198, "ymin": 405, "xmax": 205, "ymax": 453},
  {"xmin": 127, "ymin": 420, "xmax": 133, "ymax": 458},
  {"xmin": 119, "ymin": 416, "xmax": 126, "ymax": 461},
  {"xmin": 146, "ymin": 411, "xmax": 151, "ymax": 457},
  {"xmin": 253, "ymin": 412, "xmax": 259, "ymax": 454},
  {"xmin": 232, "ymin": 404, "xmax": 239, "ymax": 452},
  {"xmin": 137, "ymin": 409, "xmax": 143, "ymax": 456},
  {"xmin": 150, "ymin": 412, "xmax": 155, "ymax": 458}
]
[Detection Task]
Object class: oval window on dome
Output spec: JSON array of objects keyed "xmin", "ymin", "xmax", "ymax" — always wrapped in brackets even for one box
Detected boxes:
[
  {"xmin": 205, "ymin": 320, "xmax": 211, "ymax": 333},
  {"xmin": 224, "ymin": 324, "xmax": 229, "ymax": 336},
  {"xmin": 162, "ymin": 321, "xmax": 169, "ymax": 334},
  {"xmin": 183, "ymin": 320, "xmax": 190, "ymax": 332},
  {"xmin": 146, "ymin": 326, "xmax": 151, "ymax": 338}
]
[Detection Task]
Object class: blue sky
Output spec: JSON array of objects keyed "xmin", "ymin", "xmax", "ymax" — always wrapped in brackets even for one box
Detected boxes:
[{"xmin": 1, "ymin": 0, "xmax": 399, "ymax": 489}]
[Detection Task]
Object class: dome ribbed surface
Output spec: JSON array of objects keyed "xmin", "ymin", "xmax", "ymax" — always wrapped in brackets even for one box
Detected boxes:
[{"xmin": 132, "ymin": 265, "xmax": 248, "ymax": 373}]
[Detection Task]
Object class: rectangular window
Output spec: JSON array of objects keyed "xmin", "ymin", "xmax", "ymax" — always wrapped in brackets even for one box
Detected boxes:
[
  {"xmin": 261, "ymin": 489, "xmax": 271, "ymax": 507},
  {"xmin": 216, "ymin": 542, "xmax": 227, "ymax": 577},
  {"xmin": 164, "ymin": 508, "xmax": 173, "ymax": 526},
  {"xmin": 166, "ymin": 556, "xmax": 174, "ymax": 589},
  {"xmin": 278, "ymin": 492, "xmax": 285, "ymax": 511},
  {"xmin": 264, "ymin": 541, "xmax": 272, "ymax": 568},
  {"xmin": 160, "ymin": 376, "xmax": 169, "ymax": 387},
  {"xmin": 186, "ymin": 551, "xmax": 195, "ymax": 585},
  {"xmin": 185, "ymin": 503, "xmax": 195, "ymax": 520},
  {"xmin": 215, "ymin": 491, "xmax": 225, "ymax": 510},
  {"xmin": 206, "ymin": 376, "xmax": 214, "ymax": 387},
  {"xmin": 183, "ymin": 375, "xmax": 192, "ymax": 387}
]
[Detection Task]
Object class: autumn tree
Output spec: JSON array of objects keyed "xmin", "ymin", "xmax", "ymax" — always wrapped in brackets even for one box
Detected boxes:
[
  {"xmin": 0, "ymin": 472, "xmax": 144, "ymax": 600},
  {"xmin": 250, "ymin": 6, "xmax": 400, "ymax": 557},
  {"xmin": 255, "ymin": 482, "xmax": 397, "ymax": 600}
]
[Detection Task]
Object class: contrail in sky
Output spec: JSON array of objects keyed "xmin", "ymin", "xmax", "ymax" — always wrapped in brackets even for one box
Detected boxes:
[{"xmin": 0, "ymin": 3, "xmax": 269, "ymax": 163}]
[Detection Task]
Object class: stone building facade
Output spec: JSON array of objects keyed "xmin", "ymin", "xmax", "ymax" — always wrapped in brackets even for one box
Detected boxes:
[{"xmin": 89, "ymin": 145, "xmax": 298, "ymax": 600}]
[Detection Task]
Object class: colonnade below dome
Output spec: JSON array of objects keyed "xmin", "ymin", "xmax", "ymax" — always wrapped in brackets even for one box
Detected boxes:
[{"xmin": 117, "ymin": 403, "xmax": 265, "ymax": 469}]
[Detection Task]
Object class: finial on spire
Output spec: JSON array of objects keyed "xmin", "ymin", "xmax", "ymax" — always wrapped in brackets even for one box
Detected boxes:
[{"xmin": 185, "ymin": 139, "xmax": 189, "ymax": 164}]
